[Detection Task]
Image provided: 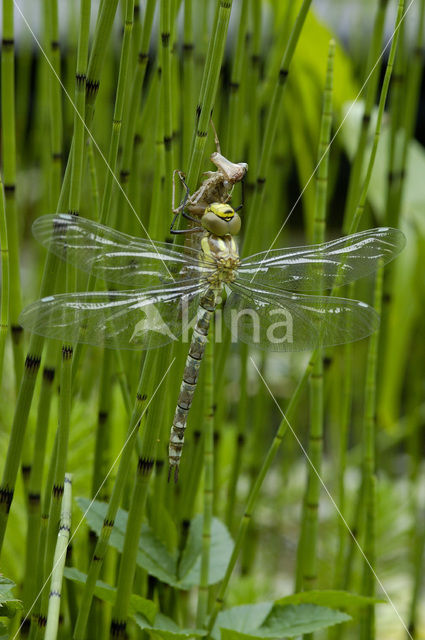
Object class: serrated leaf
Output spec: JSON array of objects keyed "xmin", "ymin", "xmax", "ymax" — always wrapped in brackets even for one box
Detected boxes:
[
  {"xmin": 0, "ymin": 577, "xmax": 22, "ymax": 617},
  {"xmin": 178, "ymin": 515, "xmax": 234, "ymax": 588},
  {"xmin": 217, "ymin": 604, "xmax": 350, "ymax": 639},
  {"xmin": 276, "ymin": 590, "xmax": 384, "ymax": 610},
  {"xmin": 63, "ymin": 567, "xmax": 156, "ymax": 623},
  {"xmin": 77, "ymin": 499, "xmax": 234, "ymax": 589},
  {"xmin": 260, "ymin": 604, "xmax": 350, "ymax": 637},
  {"xmin": 76, "ymin": 497, "xmax": 178, "ymax": 585},
  {"xmin": 211, "ymin": 603, "xmax": 274, "ymax": 640},
  {"xmin": 135, "ymin": 612, "xmax": 207, "ymax": 639}
]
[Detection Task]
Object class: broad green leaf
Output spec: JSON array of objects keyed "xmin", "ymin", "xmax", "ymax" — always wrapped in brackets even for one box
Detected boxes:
[
  {"xmin": 211, "ymin": 603, "xmax": 274, "ymax": 640},
  {"xmin": 0, "ymin": 622, "xmax": 9, "ymax": 640},
  {"xmin": 77, "ymin": 499, "xmax": 233, "ymax": 589},
  {"xmin": 260, "ymin": 604, "xmax": 350, "ymax": 637},
  {"xmin": 0, "ymin": 577, "xmax": 15, "ymax": 596},
  {"xmin": 135, "ymin": 612, "xmax": 207, "ymax": 639},
  {"xmin": 76, "ymin": 497, "xmax": 178, "ymax": 585},
  {"xmin": 217, "ymin": 604, "xmax": 350, "ymax": 639},
  {"xmin": 276, "ymin": 590, "xmax": 384, "ymax": 610},
  {"xmin": 63, "ymin": 567, "xmax": 156, "ymax": 623},
  {"xmin": 0, "ymin": 577, "xmax": 22, "ymax": 617},
  {"xmin": 178, "ymin": 515, "xmax": 234, "ymax": 588}
]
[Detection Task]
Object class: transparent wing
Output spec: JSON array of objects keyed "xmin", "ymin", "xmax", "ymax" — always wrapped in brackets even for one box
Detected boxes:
[
  {"xmin": 224, "ymin": 281, "xmax": 379, "ymax": 352},
  {"xmin": 19, "ymin": 280, "xmax": 206, "ymax": 350},
  {"xmin": 33, "ymin": 214, "xmax": 211, "ymax": 287},
  {"xmin": 238, "ymin": 227, "xmax": 405, "ymax": 292}
]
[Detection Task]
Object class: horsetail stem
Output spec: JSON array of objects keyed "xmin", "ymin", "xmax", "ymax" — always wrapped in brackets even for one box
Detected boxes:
[
  {"xmin": 349, "ymin": 0, "xmax": 405, "ymax": 235},
  {"xmin": 360, "ymin": 263, "xmax": 383, "ymax": 640},
  {"xmin": 196, "ymin": 331, "xmax": 215, "ymax": 627},
  {"xmin": 0, "ymin": 0, "xmax": 121, "ymax": 554},
  {"xmin": 0, "ymin": 175, "xmax": 9, "ymax": 389},
  {"xmin": 342, "ymin": 0, "xmax": 389, "ymax": 233},
  {"xmin": 1, "ymin": 0, "xmax": 24, "ymax": 389},
  {"xmin": 185, "ymin": 0, "xmax": 234, "ymax": 193},
  {"xmin": 297, "ymin": 40, "xmax": 334, "ymax": 599},
  {"xmin": 243, "ymin": 0, "xmax": 313, "ymax": 256},
  {"xmin": 44, "ymin": 474, "xmax": 72, "ymax": 640}
]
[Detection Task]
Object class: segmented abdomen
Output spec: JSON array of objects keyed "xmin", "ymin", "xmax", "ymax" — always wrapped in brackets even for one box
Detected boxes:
[{"xmin": 168, "ymin": 290, "xmax": 216, "ymax": 482}]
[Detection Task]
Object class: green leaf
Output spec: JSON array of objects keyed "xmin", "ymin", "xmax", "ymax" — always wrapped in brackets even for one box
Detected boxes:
[
  {"xmin": 77, "ymin": 499, "xmax": 234, "ymax": 589},
  {"xmin": 76, "ymin": 497, "xmax": 178, "ymax": 585},
  {"xmin": 135, "ymin": 612, "xmax": 207, "ymax": 639},
  {"xmin": 276, "ymin": 590, "xmax": 384, "ymax": 610},
  {"xmin": 177, "ymin": 514, "xmax": 234, "ymax": 588},
  {"xmin": 0, "ymin": 622, "xmax": 9, "ymax": 640},
  {"xmin": 0, "ymin": 577, "xmax": 22, "ymax": 617},
  {"xmin": 211, "ymin": 603, "xmax": 274, "ymax": 640},
  {"xmin": 260, "ymin": 604, "xmax": 350, "ymax": 637},
  {"xmin": 217, "ymin": 604, "xmax": 350, "ymax": 639},
  {"xmin": 63, "ymin": 567, "xmax": 157, "ymax": 623}
]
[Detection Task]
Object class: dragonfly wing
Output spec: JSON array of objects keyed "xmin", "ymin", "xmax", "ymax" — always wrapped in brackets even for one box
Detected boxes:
[
  {"xmin": 19, "ymin": 280, "xmax": 206, "ymax": 350},
  {"xmin": 33, "ymin": 214, "xmax": 210, "ymax": 287},
  {"xmin": 224, "ymin": 281, "xmax": 379, "ymax": 351},
  {"xmin": 238, "ymin": 227, "xmax": 405, "ymax": 292}
]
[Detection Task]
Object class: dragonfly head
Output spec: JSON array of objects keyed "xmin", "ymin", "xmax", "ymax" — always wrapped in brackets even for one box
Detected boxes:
[{"xmin": 201, "ymin": 202, "xmax": 241, "ymax": 237}]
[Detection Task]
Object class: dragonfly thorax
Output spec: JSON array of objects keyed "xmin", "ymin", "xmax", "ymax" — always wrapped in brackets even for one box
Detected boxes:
[
  {"xmin": 201, "ymin": 233, "xmax": 240, "ymax": 286},
  {"xmin": 201, "ymin": 202, "xmax": 241, "ymax": 237}
]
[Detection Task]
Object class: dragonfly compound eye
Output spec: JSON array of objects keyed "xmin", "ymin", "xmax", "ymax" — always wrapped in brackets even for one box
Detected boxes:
[{"xmin": 202, "ymin": 203, "xmax": 239, "ymax": 237}]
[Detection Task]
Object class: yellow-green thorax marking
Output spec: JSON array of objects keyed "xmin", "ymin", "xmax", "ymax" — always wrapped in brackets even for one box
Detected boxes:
[{"xmin": 168, "ymin": 202, "xmax": 240, "ymax": 481}]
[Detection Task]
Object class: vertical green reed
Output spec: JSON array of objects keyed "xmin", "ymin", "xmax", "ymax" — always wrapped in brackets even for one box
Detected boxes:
[
  {"xmin": 1, "ymin": 0, "xmax": 24, "ymax": 389},
  {"xmin": 196, "ymin": 332, "xmax": 215, "ymax": 628},
  {"xmin": 207, "ymin": 361, "xmax": 314, "ymax": 635},
  {"xmin": 0, "ymin": 176, "xmax": 9, "ymax": 388},
  {"xmin": 182, "ymin": 0, "xmax": 195, "ymax": 167},
  {"xmin": 44, "ymin": 474, "xmax": 72, "ymax": 640},
  {"xmin": 297, "ymin": 40, "xmax": 334, "ymax": 598},
  {"xmin": 110, "ymin": 351, "xmax": 173, "ymax": 639},
  {"xmin": 342, "ymin": 0, "xmax": 389, "ymax": 233},
  {"xmin": 0, "ymin": 0, "xmax": 120, "ymax": 554},
  {"xmin": 160, "ymin": 0, "xmax": 175, "ymax": 218},
  {"xmin": 226, "ymin": 0, "xmax": 249, "ymax": 157},
  {"xmin": 243, "ymin": 0, "xmax": 312, "ymax": 256},
  {"xmin": 185, "ymin": 0, "xmax": 234, "ymax": 192},
  {"xmin": 359, "ymin": 264, "xmax": 383, "ymax": 640},
  {"xmin": 349, "ymin": 0, "xmax": 405, "ymax": 236}
]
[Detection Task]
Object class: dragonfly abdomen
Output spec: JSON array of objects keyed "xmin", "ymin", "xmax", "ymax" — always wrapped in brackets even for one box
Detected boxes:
[{"xmin": 168, "ymin": 289, "xmax": 217, "ymax": 482}]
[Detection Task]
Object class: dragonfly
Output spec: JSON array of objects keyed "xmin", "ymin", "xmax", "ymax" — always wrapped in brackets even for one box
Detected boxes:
[{"xmin": 20, "ymin": 210, "xmax": 405, "ymax": 480}]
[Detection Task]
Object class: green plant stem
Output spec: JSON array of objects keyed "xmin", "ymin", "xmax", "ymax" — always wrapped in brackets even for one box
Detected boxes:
[
  {"xmin": 207, "ymin": 358, "xmax": 314, "ymax": 634},
  {"xmin": 298, "ymin": 40, "xmax": 334, "ymax": 598},
  {"xmin": 119, "ymin": 0, "xmax": 155, "ymax": 191},
  {"xmin": 243, "ymin": 0, "xmax": 312, "ymax": 256},
  {"xmin": 182, "ymin": 0, "xmax": 194, "ymax": 167},
  {"xmin": 225, "ymin": 342, "xmax": 248, "ymax": 533},
  {"xmin": 0, "ymin": 0, "xmax": 120, "ymax": 555},
  {"xmin": 0, "ymin": 175, "xmax": 9, "ymax": 389},
  {"xmin": 73, "ymin": 355, "xmax": 173, "ymax": 640},
  {"xmin": 161, "ymin": 0, "xmax": 175, "ymax": 218},
  {"xmin": 110, "ymin": 350, "xmax": 172, "ymax": 638},
  {"xmin": 342, "ymin": 0, "xmax": 389, "ymax": 233},
  {"xmin": 226, "ymin": 0, "xmax": 249, "ymax": 158},
  {"xmin": 1, "ymin": 0, "xmax": 24, "ymax": 390},
  {"xmin": 21, "ymin": 340, "xmax": 57, "ymax": 628},
  {"xmin": 349, "ymin": 0, "xmax": 405, "ymax": 236},
  {"xmin": 44, "ymin": 474, "xmax": 72, "ymax": 640},
  {"xmin": 196, "ymin": 333, "xmax": 214, "ymax": 628},
  {"xmin": 36, "ymin": 345, "xmax": 73, "ymax": 638},
  {"xmin": 185, "ymin": 0, "xmax": 234, "ymax": 194},
  {"xmin": 360, "ymin": 264, "xmax": 383, "ymax": 640}
]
